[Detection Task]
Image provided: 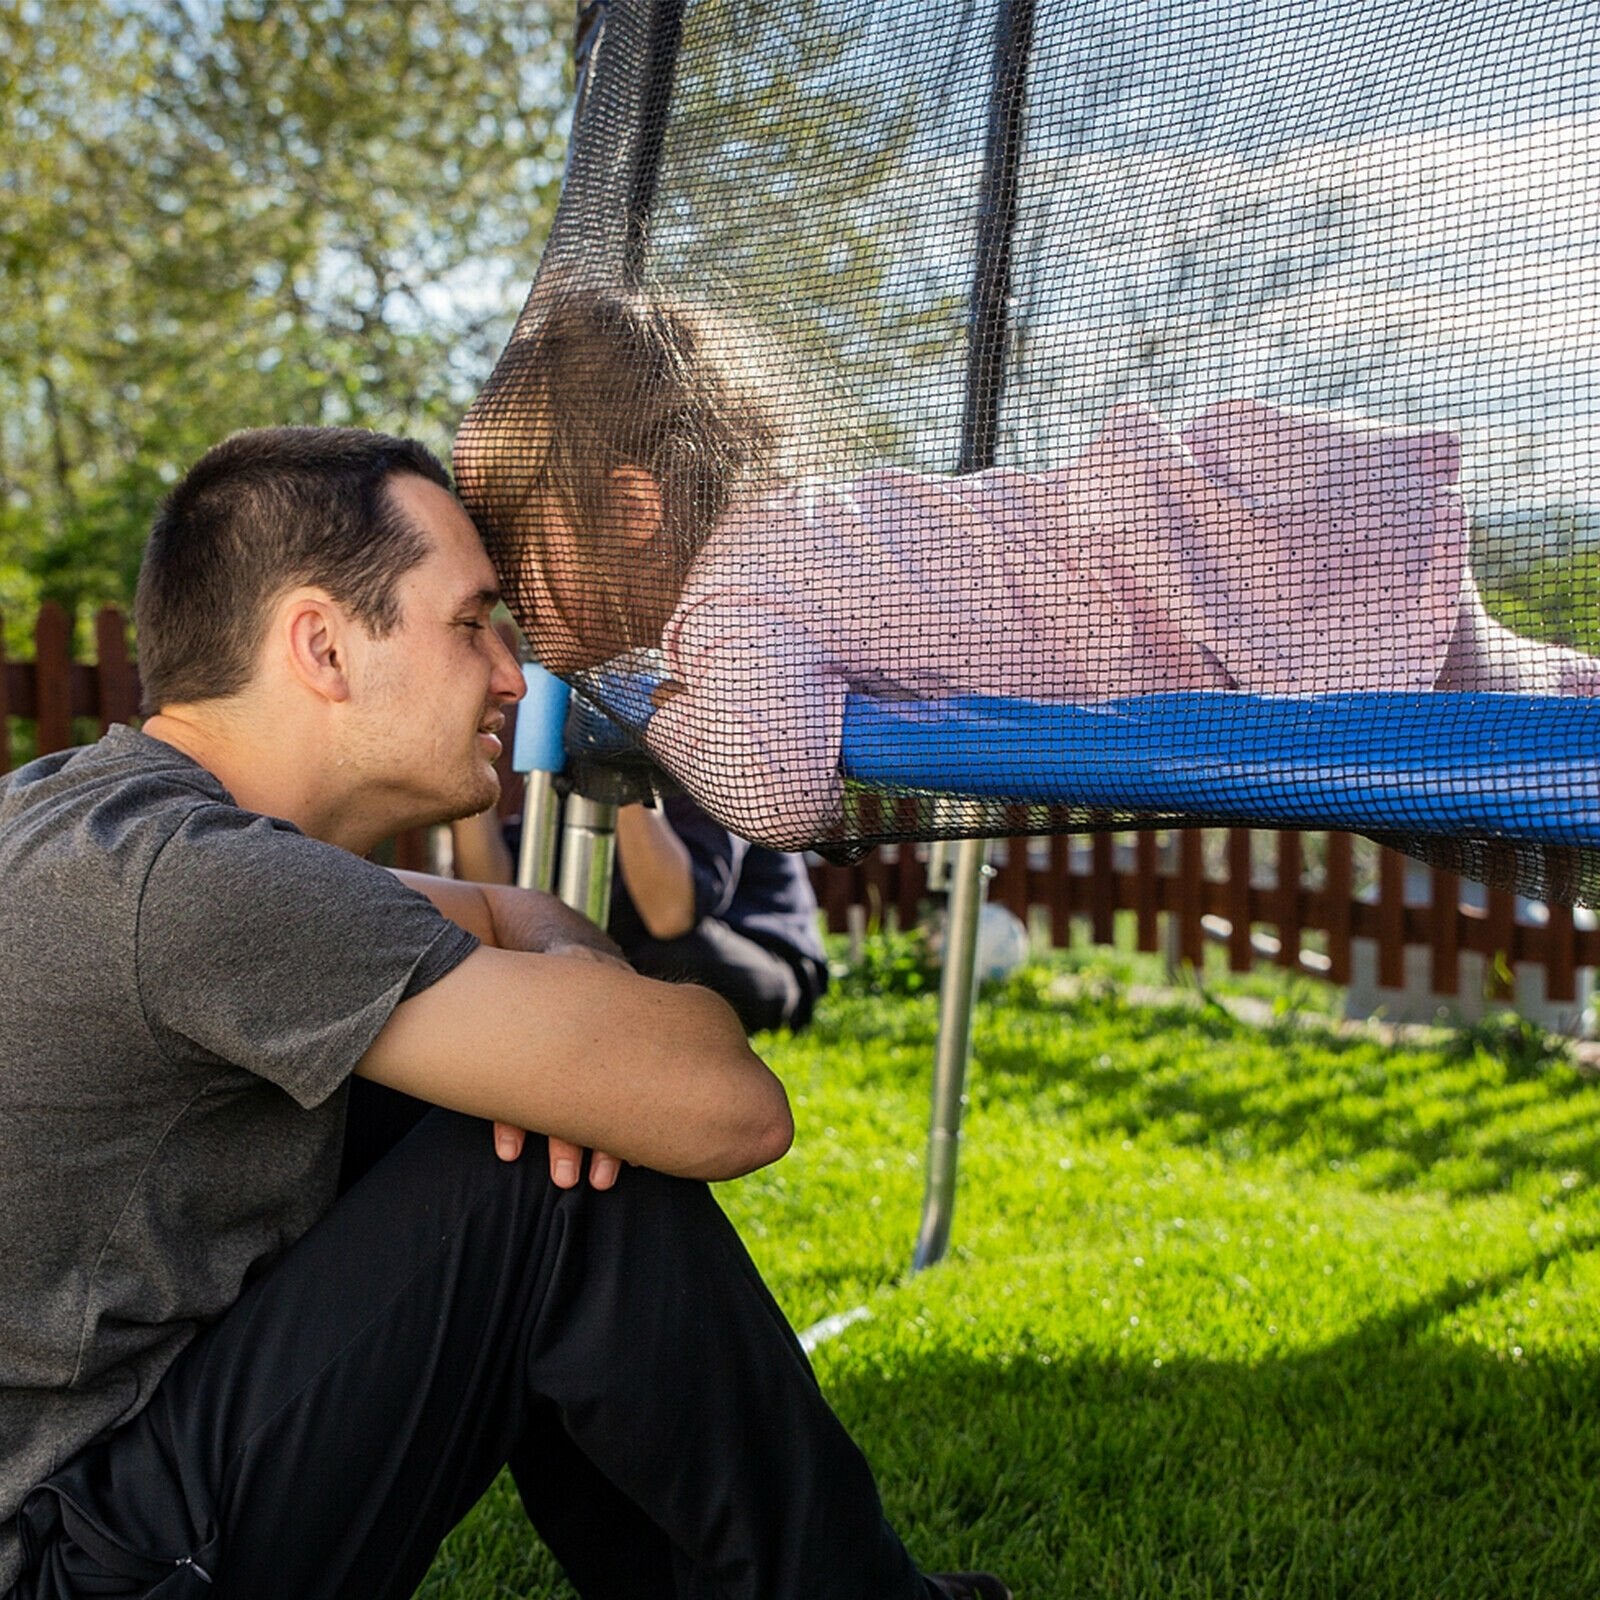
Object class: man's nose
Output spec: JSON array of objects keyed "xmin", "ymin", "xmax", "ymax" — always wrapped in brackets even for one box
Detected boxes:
[{"xmin": 491, "ymin": 630, "xmax": 527, "ymax": 702}]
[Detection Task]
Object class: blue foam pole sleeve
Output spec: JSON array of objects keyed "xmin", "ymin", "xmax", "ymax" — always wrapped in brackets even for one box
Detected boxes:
[{"xmin": 512, "ymin": 662, "xmax": 571, "ymax": 775}]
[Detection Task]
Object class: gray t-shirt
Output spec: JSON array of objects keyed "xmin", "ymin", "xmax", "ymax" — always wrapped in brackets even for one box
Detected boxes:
[{"xmin": 0, "ymin": 726, "xmax": 478, "ymax": 1586}]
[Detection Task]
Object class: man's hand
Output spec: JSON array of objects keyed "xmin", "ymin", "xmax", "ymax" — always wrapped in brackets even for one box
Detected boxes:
[
  {"xmin": 494, "ymin": 1123, "xmax": 623, "ymax": 1190},
  {"xmin": 360, "ymin": 945, "xmax": 792, "ymax": 1182},
  {"xmin": 449, "ymin": 806, "xmax": 637, "ymax": 1181},
  {"xmin": 490, "ymin": 940, "xmax": 631, "ymax": 1189},
  {"xmin": 393, "ymin": 871, "xmax": 642, "ymax": 1186}
]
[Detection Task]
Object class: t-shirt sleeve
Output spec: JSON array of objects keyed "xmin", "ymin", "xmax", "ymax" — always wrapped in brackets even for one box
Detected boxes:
[{"xmin": 136, "ymin": 804, "xmax": 479, "ymax": 1108}]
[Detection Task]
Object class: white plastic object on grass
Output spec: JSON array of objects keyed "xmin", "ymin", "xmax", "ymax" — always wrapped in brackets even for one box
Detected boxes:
[{"xmin": 975, "ymin": 904, "xmax": 1030, "ymax": 983}]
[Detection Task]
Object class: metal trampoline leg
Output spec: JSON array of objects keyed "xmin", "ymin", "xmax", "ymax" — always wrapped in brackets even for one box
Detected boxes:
[
  {"xmin": 557, "ymin": 794, "xmax": 618, "ymax": 925},
  {"xmin": 516, "ymin": 771, "xmax": 564, "ymax": 893},
  {"xmin": 912, "ymin": 836, "xmax": 991, "ymax": 1273}
]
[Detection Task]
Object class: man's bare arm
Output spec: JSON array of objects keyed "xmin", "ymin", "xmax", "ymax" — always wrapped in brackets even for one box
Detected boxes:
[
  {"xmin": 393, "ymin": 870, "xmax": 621, "ymax": 960},
  {"xmin": 393, "ymin": 870, "xmax": 646, "ymax": 1185},
  {"xmin": 356, "ymin": 946, "xmax": 793, "ymax": 1181}
]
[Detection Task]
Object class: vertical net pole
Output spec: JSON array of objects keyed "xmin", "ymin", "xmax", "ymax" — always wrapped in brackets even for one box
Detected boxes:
[
  {"xmin": 568, "ymin": 0, "xmax": 609, "ymax": 140},
  {"xmin": 914, "ymin": 0, "xmax": 1038, "ymax": 1275},
  {"xmin": 554, "ymin": 0, "xmax": 686, "ymax": 917},
  {"xmin": 623, "ymin": 0, "xmax": 684, "ymax": 284}
]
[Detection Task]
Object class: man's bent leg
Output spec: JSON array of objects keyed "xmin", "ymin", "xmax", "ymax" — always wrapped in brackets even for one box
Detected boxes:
[
  {"xmin": 14, "ymin": 1111, "xmax": 929, "ymax": 1600},
  {"xmin": 627, "ymin": 922, "xmax": 802, "ymax": 1034}
]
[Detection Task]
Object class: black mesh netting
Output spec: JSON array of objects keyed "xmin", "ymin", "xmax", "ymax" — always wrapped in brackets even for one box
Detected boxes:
[{"xmin": 456, "ymin": 0, "xmax": 1600, "ymax": 902}]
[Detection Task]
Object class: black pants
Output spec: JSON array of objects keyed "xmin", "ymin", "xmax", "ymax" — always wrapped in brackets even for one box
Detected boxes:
[
  {"xmin": 12, "ymin": 1094, "xmax": 930, "ymax": 1600},
  {"xmin": 625, "ymin": 922, "xmax": 824, "ymax": 1035}
]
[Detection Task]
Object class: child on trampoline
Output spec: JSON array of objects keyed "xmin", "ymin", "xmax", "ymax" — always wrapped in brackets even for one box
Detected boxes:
[{"xmin": 454, "ymin": 287, "xmax": 1600, "ymax": 848}]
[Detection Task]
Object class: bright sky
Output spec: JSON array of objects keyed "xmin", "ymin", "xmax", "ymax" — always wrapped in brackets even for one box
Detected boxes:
[{"xmin": 835, "ymin": 0, "xmax": 1600, "ymax": 506}]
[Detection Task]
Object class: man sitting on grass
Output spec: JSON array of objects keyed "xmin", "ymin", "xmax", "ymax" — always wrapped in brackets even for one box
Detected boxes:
[{"xmin": 0, "ymin": 427, "xmax": 1008, "ymax": 1600}]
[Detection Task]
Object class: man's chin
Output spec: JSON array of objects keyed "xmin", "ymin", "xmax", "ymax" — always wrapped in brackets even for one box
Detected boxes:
[{"xmin": 430, "ymin": 772, "xmax": 502, "ymax": 831}]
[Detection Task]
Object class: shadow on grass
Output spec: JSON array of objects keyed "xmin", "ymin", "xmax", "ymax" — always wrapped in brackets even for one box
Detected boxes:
[
  {"xmin": 825, "ymin": 1244, "xmax": 1600, "ymax": 1598},
  {"xmin": 964, "ymin": 988, "xmax": 1600, "ymax": 1203},
  {"xmin": 420, "ymin": 1226, "xmax": 1600, "ymax": 1600}
]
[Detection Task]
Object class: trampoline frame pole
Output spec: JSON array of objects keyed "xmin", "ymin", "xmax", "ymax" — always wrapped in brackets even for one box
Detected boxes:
[
  {"xmin": 511, "ymin": 663, "xmax": 573, "ymax": 894},
  {"xmin": 913, "ymin": 0, "xmax": 1037, "ymax": 1274},
  {"xmin": 914, "ymin": 835, "xmax": 992, "ymax": 1272},
  {"xmin": 558, "ymin": 795, "xmax": 619, "ymax": 924},
  {"xmin": 624, "ymin": 0, "xmax": 686, "ymax": 283},
  {"xmin": 517, "ymin": 772, "xmax": 564, "ymax": 893}
]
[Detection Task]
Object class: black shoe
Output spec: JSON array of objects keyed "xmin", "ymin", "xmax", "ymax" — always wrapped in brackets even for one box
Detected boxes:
[{"xmin": 926, "ymin": 1574, "xmax": 1012, "ymax": 1600}]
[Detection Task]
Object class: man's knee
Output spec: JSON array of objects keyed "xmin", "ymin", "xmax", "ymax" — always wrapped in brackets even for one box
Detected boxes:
[{"xmin": 376, "ymin": 1109, "xmax": 720, "ymax": 1247}]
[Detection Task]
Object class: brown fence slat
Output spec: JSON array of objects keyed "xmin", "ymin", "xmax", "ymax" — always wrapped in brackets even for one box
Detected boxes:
[
  {"xmin": 812, "ymin": 862, "xmax": 857, "ymax": 934},
  {"xmin": 1177, "ymin": 829, "xmax": 1204, "ymax": 969},
  {"xmin": 1485, "ymin": 886, "xmax": 1517, "ymax": 1000},
  {"xmin": 1134, "ymin": 831, "xmax": 1159, "ymax": 951},
  {"xmin": 33, "ymin": 603, "xmax": 74, "ymax": 756},
  {"xmin": 993, "ymin": 835, "xmax": 1030, "ymax": 921},
  {"xmin": 391, "ymin": 828, "xmax": 431, "ymax": 873},
  {"xmin": 1048, "ymin": 834, "xmax": 1073, "ymax": 946},
  {"xmin": 1376, "ymin": 847, "xmax": 1407, "ymax": 989},
  {"xmin": 93, "ymin": 607, "xmax": 140, "ymax": 731},
  {"xmin": 1428, "ymin": 869, "xmax": 1460, "ymax": 996},
  {"xmin": 861, "ymin": 840, "xmax": 893, "ymax": 927},
  {"xmin": 1089, "ymin": 833, "xmax": 1115, "ymax": 946},
  {"xmin": 1324, "ymin": 832, "xmax": 1353, "ymax": 984},
  {"xmin": 1545, "ymin": 899, "xmax": 1577, "ymax": 1004},
  {"xmin": 1275, "ymin": 832, "xmax": 1303, "ymax": 970},
  {"xmin": 895, "ymin": 839, "xmax": 925, "ymax": 931},
  {"xmin": 1226, "ymin": 830, "xmax": 1252, "ymax": 971}
]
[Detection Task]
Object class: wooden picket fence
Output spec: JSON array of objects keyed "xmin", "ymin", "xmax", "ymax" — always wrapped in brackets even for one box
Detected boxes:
[
  {"xmin": 0, "ymin": 602, "xmax": 432, "ymax": 872},
  {"xmin": 809, "ymin": 832, "xmax": 1589, "ymax": 1005},
  {"xmin": 6, "ymin": 601, "xmax": 1596, "ymax": 1008}
]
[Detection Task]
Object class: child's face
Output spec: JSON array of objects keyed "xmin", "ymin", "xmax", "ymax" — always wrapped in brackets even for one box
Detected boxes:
[
  {"xmin": 520, "ymin": 470, "xmax": 671, "ymax": 674},
  {"xmin": 519, "ymin": 501, "xmax": 616, "ymax": 673}
]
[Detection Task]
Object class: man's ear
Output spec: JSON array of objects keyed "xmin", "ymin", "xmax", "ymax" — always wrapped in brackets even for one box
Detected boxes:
[
  {"xmin": 609, "ymin": 466, "xmax": 664, "ymax": 544},
  {"xmin": 281, "ymin": 591, "xmax": 355, "ymax": 704}
]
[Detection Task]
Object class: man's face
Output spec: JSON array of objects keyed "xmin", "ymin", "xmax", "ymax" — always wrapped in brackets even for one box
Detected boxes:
[{"xmin": 346, "ymin": 474, "xmax": 526, "ymax": 829}]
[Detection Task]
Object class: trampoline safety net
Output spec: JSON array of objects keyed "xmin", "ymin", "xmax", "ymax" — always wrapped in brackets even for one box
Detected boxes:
[{"xmin": 455, "ymin": 0, "xmax": 1600, "ymax": 904}]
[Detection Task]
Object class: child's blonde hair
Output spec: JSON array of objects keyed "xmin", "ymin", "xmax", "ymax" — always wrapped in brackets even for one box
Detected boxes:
[{"xmin": 455, "ymin": 284, "xmax": 792, "ymax": 655}]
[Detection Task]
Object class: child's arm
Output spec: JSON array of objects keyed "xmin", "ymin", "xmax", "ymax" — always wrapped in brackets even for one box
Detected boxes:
[
  {"xmin": 645, "ymin": 599, "xmax": 848, "ymax": 850},
  {"xmin": 1435, "ymin": 577, "xmax": 1600, "ymax": 695}
]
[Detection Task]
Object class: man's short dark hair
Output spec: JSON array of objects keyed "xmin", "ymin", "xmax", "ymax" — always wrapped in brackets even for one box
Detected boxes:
[{"xmin": 135, "ymin": 427, "xmax": 452, "ymax": 712}]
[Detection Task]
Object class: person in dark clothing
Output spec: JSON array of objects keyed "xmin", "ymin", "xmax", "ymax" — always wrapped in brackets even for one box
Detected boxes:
[
  {"xmin": 0, "ymin": 426, "xmax": 1009, "ymax": 1600},
  {"xmin": 453, "ymin": 793, "xmax": 829, "ymax": 1034}
]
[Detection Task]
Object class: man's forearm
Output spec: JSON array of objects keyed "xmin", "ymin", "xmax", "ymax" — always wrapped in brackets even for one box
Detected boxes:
[
  {"xmin": 483, "ymin": 883, "xmax": 624, "ymax": 962},
  {"xmin": 393, "ymin": 870, "xmax": 622, "ymax": 961}
]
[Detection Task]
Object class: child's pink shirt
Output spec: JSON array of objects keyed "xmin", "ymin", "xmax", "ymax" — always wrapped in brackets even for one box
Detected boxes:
[{"xmin": 647, "ymin": 398, "xmax": 1468, "ymax": 846}]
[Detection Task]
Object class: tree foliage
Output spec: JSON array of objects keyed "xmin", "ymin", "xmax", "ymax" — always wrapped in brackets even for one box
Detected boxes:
[{"xmin": 1, "ymin": 0, "xmax": 569, "ymax": 642}]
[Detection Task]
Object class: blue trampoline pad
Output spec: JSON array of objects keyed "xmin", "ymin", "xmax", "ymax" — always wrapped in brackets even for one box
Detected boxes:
[{"xmin": 841, "ymin": 692, "xmax": 1600, "ymax": 843}]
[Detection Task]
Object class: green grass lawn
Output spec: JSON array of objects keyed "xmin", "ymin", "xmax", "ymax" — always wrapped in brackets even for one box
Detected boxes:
[{"xmin": 420, "ymin": 942, "xmax": 1600, "ymax": 1598}]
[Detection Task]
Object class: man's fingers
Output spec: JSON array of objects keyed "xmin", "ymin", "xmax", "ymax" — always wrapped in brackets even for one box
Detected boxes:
[
  {"xmin": 548, "ymin": 1135, "xmax": 583, "ymax": 1188},
  {"xmin": 512, "ymin": 1131, "xmax": 622, "ymax": 1189}
]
